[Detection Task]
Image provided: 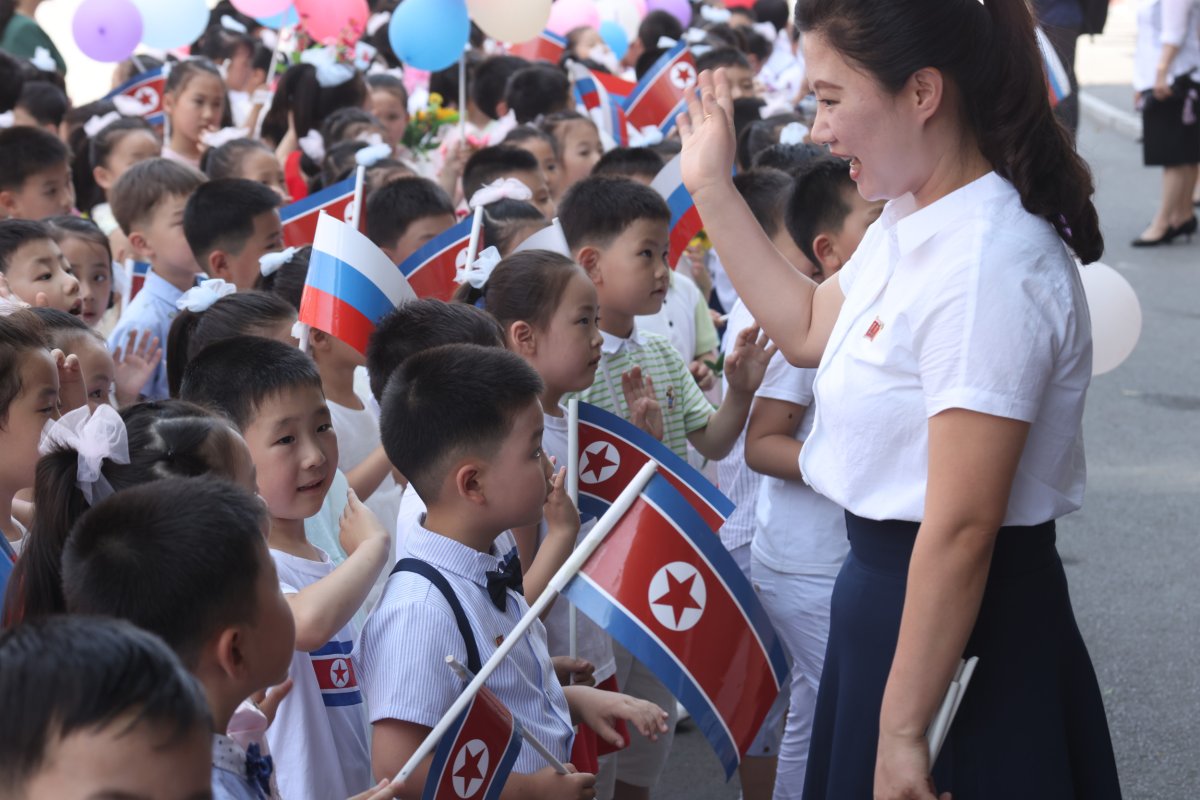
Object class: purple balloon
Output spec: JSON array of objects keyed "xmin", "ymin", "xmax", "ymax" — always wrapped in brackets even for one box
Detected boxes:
[
  {"xmin": 73, "ymin": 0, "xmax": 143, "ymax": 63},
  {"xmin": 646, "ymin": 0, "xmax": 691, "ymax": 26}
]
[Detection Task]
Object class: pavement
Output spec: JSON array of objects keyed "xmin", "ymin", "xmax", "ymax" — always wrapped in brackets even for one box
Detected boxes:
[{"xmin": 657, "ymin": 3, "xmax": 1200, "ymax": 797}]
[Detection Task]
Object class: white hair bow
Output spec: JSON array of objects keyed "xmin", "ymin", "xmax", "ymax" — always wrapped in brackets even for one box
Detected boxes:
[
  {"xmin": 39, "ymin": 405, "xmax": 130, "ymax": 504},
  {"xmin": 176, "ymin": 279, "xmax": 236, "ymax": 313},
  {"xmin": 627, "ymin": 125, "xmax": 664, "ymax": 147},
  {"xmin": 469, "ymin": 178, "xmax": 532, "ymax": 210},
  {"xmin": 355, "ymin": 142, "xmax": 393, "ymax": 167},
  {"xmin": 699, "ymin": 5, "xmax": 732, "ymax": 24},
  {"xmin": 656, "ymin": 36, "xmax": 679, "ymax": 49},
  {"xmin": 752, "ymin": 22, "xmax": 777, "ymax": 40},
  {"xmin": 684, "ymin": 28, "xmax": 710, "ymax": 44},
  {"xmin": 454, "ymin": 246, "xmax": 502, "ymax": 289},
  {"xmin": 779, "ymin": 121, "xmax": 809, "ymax": 146},
  {"xmin": 220, "ymin": 14, "xmax": 248, "ymax": 33},
  {"xmin": 0, "ymin": 111, "xmax": 13, "ymax": 129},
  {"xmin": 111, "ymin": 93, "xmax": 154, "ymax": 117},
  {"xmin": 31, "ymin": 46, "xmax": 56, "ymax": 73},
  {"xmin": 366, "ymin": 11, "xmax": 391, "ymax": 36},
  {"xmin": 300, "ymin": 46, "xmax": 357, "ymax": 89},
  {"xmin": 200, "ymin": 127, "xmax": 250, "ymax": 149},
  {"xmin": 259, "ymin": 247, "xmax": 299, "ymax": 278},
  {"xmin": 83, "ymin": 112, "xmax": 122, "ymax": 138},
  {"xmin": 298, "ymin": 129, "xmax": 326, "ymax": 162}
]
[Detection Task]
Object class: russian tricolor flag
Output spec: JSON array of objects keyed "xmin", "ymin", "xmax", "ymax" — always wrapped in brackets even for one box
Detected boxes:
[
  {"xmin": 594, "ymin": 70, "xmax": 635, "ymax": 104},
  {"xmin": 507, "ymin": 29, "xmax": 567, "ymax": 65},
  {"xmin": 397, "ymin": 216, "xmax": 474, "ymax": 302},
  {"xmin": 104, "ymin": 66, "xmax": 167, "ymax": 127},
  {"xmin": 299, "ymin": 212, "xmax": 416, "ymax": 355},
  {"xmin": 280, "ymin": 173, "xmax": 358, "ymax": 249},
  {"xmin": 561, "ymin": 473, "xmax": 788, "ymax": 778},
  {"xmin": 570, "ymin": 62, "xmax": 629, "ymax": 149},
  {"xmin": 1035, "ymin": 26, "xmax": 1072, "ymax": 108},
  {"xmin": 623, "ymin": 41, "xmax": 697, "ymax": 135},
  {"xmin": 124, "ymin": 259, "xmax": 151, "ymax": 301},
  {"xmin": 650, "ymin": 154, "xmax": 703, "ymax": 269},
  {"xmin": 575, "ymin": 401, "xmax": 733, "ymax": 531},
  {"xmin": 422, "ymin": 684, "xmax": 522, "ymax": 800}
]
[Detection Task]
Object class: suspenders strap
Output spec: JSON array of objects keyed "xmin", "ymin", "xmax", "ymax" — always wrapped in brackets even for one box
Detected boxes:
[{"xmin": 389, "ymin": 558, "xmax": 482, "ymax": 674}]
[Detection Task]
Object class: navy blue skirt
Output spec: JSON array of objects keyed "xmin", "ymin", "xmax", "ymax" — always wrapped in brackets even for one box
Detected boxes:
[{"xmin": 801, "ymin": 514, "xmax": 1121, "ymax": 800}]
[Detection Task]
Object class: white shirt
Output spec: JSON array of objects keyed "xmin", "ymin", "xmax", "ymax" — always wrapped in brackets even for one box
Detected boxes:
[
  {"xmin": 714, "ymin": 299, "xmax": 761, "ymax": 551},
  {"xmin": 637, "ymin": 270, "xmax": 704, "ymax": 362},
  {"xmin": 751, "ymin": 358, "xmax": 848, "ymax": 575},
  {"xmin": 328, "ymin": 400, "xmax": 404, "ymax": 537},
  {"xmin": 1134, "ymin": 0, "xmax": 1200, "ymax": 90},
  {"xmin": 801, "ymin": 172, "xmax": 1091, "ymax": 526}
]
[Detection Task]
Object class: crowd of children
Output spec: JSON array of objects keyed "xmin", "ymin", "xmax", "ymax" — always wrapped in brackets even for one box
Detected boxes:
[{"xmin": 0, "ymin": 1, "xmax": 879, "ymax": 799}]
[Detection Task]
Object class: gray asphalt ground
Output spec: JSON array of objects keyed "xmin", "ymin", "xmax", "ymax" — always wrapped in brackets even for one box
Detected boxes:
[{"xmin": 654, "ymin": 88, "xmax": 1200, "ymax": 800}]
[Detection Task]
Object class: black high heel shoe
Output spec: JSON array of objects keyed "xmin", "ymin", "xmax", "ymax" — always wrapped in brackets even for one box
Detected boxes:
[
  {"xmin": 1131, "ymin": 226, "xmax": 1180, "ymax": 247},
  {"xmin": 1169, "ymin": 215, "xmax": 1198, "ymax": 241}
]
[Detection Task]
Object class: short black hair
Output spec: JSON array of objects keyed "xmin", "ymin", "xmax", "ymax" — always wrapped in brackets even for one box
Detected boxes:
[
  {"xmin": 110, "ymin": 158, "xmax": 206, "ymax": 236},
  {"xmin": 183, "ymin": 178, "xmax": 282, "ymax": 264},
  {"xmin": 462, "ymin": 145, "xmax": 540, "ymax": 201},
  {"xmin": 785, "ymin": 157, "xmax": 856, "ymax": 264},
  {"xmin": 202, "ymin": 137, "xmax": 273, "ymax": 180},
  {"xmin": 473, "ymin": 55, "xmax": 529, "ymax": 120},
  {"xmin": 503, "ymin": 124, "xmax": 559, "ymax": 159},
  {"xmin": 504, "ymin": 64, "xmax": 571, "ymax": 124},
  {"xmin": 62, "ymin": 477, "xmax": 268, "ymax": 669},
  {"xmin": 180, "ymin": 336, "xmax": 322, "ymax": 430},
  {"xmin": 695, "ymin": 46, "xmax": 753, "ymax": 73},
  {"xmin": 0, "ymin": 616, "xmax": 210, "ymax": 795},
  {"xmin": 0, "ymin": 219, "xmax": 54, "ymax": 273},
  {"xmin": 733, "ymin": 168, "xmax": 794, "ymax": 239},
  {"xmin": 592, "ymin": 147, "xmax": 665, "ymax": 181},
  {"xmin": 380, "ymin": 344, "xmax": 542, "ymax": 499},
  {"xmin": 366, "ymin": 299, "xmax": 504, "ymax": 403},
  {"xmin": 752, "ymin": 142, "xmax": 826, "ymax": 174},
  {"xmin": 559, "ymin": 175, "xmax": 670, "ymax": 251},
  {"xmin": 16, "ymin": 81, "xmax": 68, "ymax": 127},
  {"xmin": 637, "ymin": 10, "xmax": 684, "ymax": 53},
  {"xmin": 754, "ymin": 0, "xmax": 789, "ymax": 33},
  {"xmin": 320, "ymin": 106, "xmax": 382, "ymax": 147},
  {"xmin": 741, "ymin": 29, "xmax": 773, "ymax": 64},
  {"xmin": 0, "ymin": 126, "xmax": 69, "ymax": 192},
  {"xmin": 365, "ymin": 177, "xmax": 455, "ymax": 250}
]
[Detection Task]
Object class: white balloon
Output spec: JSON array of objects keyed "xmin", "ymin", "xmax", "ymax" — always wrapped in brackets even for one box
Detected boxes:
[
  {"xmin": 597, "ymin": 0, "xmax": 641, "ymax": 40},
  {"xmin": 1079, "ymin": 261, "xmax": 1142, "ymax": 376}
]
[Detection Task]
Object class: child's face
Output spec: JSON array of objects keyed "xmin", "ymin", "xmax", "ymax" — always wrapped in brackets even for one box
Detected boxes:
[
  {"xmin": 94, "ymin": 130, "xmax": 161, "ymax": 194},
  {"xmin": 245, "ymin": 537, "xmax": 297, "ymax": 687},
  {"xmin": 556, "ymin": 120, "xmax": 603, "ymax": 192},
  {"xmin": 239, "ymin": 147, "xmax": 290, "ymax": 203},
  {"xmin": 513, "ymin": 137, "xmax": 561, "ymax": 200},
  {"xmin": 69, "ymin": 334, "xmax": 115, "ymax": 410},
  {"xmin": 21, "ymin": 715, "xmax": 211, "ymax": 800},
  {"xmin": 369, "ymin": 89, "xmax": 410, "ymax": 148},
  {"xmin": 242, "ymin": 384, "xmax": 338, "ymax": 523},
  {"xmin": 165, "ymin": 73, "xmax": 226, "ymax": 145},
  {"xmin": 816, "ymin": 189, "xmax": 884, "ymax": 278},
  {"xmin": 223, "ymin": 45, "xmax": 255, "ymax": 93},
  {"xmin": 59, "ymin": 236, "xmax": 112, "ymax": 327},
  {"xmin": 136, "ymin": 193, "xmax": 199, "ymax": 280},
  {"xmin": 2, "ymin": 237, "xmax": 82, "ymax": 314},
  {"xmin": 589, "ymin": 218, "xmax": 671, "ymax": 318},
  {"xmin": 522, "ymin": 270, "xmax": 602, "ymax": 395},
  {"xmin": 480, "ymin": 397, "xmax": 554, "ymax": 530},
  {"xmin": 1, "ymin": 349, "xmax": 58, "ymax": 491},
  {"xmin": 727, "ymin": 65, "xmax": 758, "ymax": 100},
  {"xmin": 217, "ymin": 210, "xmax": 284, "ymax": 291},
  {"xmin": 511, "ymin": 168, "xmax": 555, "ymax": 219},
  {"xmin": 386, "ymin": 213, "xmax": 457, "ymax": 265},
  {"xmin": 1, "ymin": 160, "xmax": 75, "ymax": 220}
]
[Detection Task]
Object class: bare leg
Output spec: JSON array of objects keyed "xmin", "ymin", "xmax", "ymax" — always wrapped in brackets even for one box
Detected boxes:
[{"xmin": 1139, "ymin": 165, "xmax": 1195, "ymax": 239}]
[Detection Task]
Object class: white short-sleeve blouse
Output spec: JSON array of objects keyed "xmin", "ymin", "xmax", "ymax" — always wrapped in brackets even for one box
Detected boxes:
[{"xmin": 800, "ymin": 172, "xmax": 1092, "ymax": 527}]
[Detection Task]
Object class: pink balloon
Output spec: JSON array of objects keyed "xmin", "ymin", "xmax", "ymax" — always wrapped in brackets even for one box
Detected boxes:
[
  {"xmin": 546, "ymin": 0, "xmax": 601, "ymax": 36},
  {"xmin": 646, "ymin": 0, "xmax": 690, "ymax": 26},
  {"xmin": 231, "ymin": 0, "xmax": 292, "ymax": 17},
  {"xmin": 294, "ymin": 0, "xmax": 369, "ymax": 44}
]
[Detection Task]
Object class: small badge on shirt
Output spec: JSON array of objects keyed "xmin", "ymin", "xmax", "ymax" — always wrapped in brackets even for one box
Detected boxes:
[
  {"xmin": 864, "ymin": 317, "xmax": 884, "ymax": 342},
  {"xmin": 494, "ymin": 634, "xmax": 505, "ymax": 646},
  {"xmin": 665, "ymin": 386, "xmax": 676, "ymax": 411}
]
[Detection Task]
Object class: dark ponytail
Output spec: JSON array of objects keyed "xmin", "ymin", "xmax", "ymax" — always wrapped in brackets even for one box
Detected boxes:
[
  {"xmin": 260, "ymin": 62, "xmax": 368, "ymax": 148},
  {"xmin": 796, "ymin": 0, "xmax": 1102, "ymax": 263},
  {"xmin": 453, "ymin": 249, "xmax": 583, "ymax": 333}
]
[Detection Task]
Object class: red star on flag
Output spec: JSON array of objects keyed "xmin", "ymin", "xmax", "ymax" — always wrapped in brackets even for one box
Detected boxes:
[
  {"xmin": 651, "ymin": 571, "xmax": 702, "ymax": 627},
  {"xmin": 581, "ymin": 446, "xmax": 617, "ymax": 482},
  {"xmin": 454, "ymin": 745, "xmax": 485, "ymax": 782}
]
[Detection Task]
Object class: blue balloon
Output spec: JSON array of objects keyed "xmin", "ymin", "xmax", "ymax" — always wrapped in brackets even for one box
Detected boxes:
[
  {"xmin": 599, "ymin": 20, "xmax": 629, "ymax": 62},
  {"xmin": 389, "ymin": 0, "xmax": 469, "ymax": 72},
  {"xmin": 256, "ymin": 5, "xmax": 300, "ymax": 28},
  {"xmin": 133, "ymin": 0, "xmax": 208, "ymax": 50}
]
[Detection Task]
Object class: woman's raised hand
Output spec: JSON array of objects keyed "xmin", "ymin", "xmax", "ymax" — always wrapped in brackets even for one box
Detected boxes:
[{"xmin": 676, "ymin": 68, "xmax": 738, "ymax": 198}]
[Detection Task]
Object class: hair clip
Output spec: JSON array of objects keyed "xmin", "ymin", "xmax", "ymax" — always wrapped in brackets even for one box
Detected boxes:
[
  {"xmin": 39, "ymin": 405, "xmax": 130, "ymax": 504},
  {"xmin": 30, "ymin": 46, "xmax": 56, "ymax": 73},
  {"xmin": 300, "ymin": 46, "xmax": 356, "ymax": 88},
  {"xmin": 468, "ymin": 177, "xmax": 533, "ymax": 210},
  {"xmin": 690, "ymin": 44, "xmax": 713, "ymax": 58},
  {"xmin": 176, "ymin": 279, "xmax": 236, "ymax": 313},
  {"xmin": 656, "ymin": 36, "xmax": 679, "ymax": 49},
  {"xmin": 698, "ymin": 5, "xmax": 732, "ymax": 23},
  {"xmin": 0, "ymin": 110, "xmax": 13, "ymax": 129},
  {"xmin": 220, "ymin": 14, "xmax": 248, "ymax": 33},
  {"xmin": 684, "ymin": 27, "xmax": 711, "ymax": 44},
  {"xmin": 779, "ymin": 121, "xmax": 809, "ymax": 146},
  {"xmin": 83, "ymin": 111, "xmax": 122, "ymax": 138},
  {"xmin": 259, "ymin": 247, "xmax": 300, "ymax": 278},
  {"xmin": 355, "ymin": 142, "xmax": 393, "ymax": 167},
  {"xmin": 454, "ymin": 246, "xmax": 502, "ymax": 290},
  {"xmin": 200, "ymin": 127, "xmax": 249, "ymax": 150},
  {"xmin": 298, "ymin": 129, "xmax": 326, "ymax": 163}
]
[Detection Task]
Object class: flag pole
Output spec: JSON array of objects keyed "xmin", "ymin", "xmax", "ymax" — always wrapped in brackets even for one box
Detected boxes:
[
  {"xmin": 395, "ymin": 461, "xmax": 659, "ymax": 784},
  {"xmin": 458, "ymin": 48, "xmax": 467, "ymax": 142},
  {"xmin": 349, "ymin": 165, "xmax": 366, "ymax": 231},
  {"xmin": 927, "ymin": 656, "xmax": 978, "ymax": 763},
  {"xmin": 464, "ymin": 204, "xmax": 485, "ymax": 268},
  {"xmin": 446, "ymin": 657, "xmax": 569, "ymax": 774},
  {"xmin": 566, "ymin": 398, "xmax": 580, "ymax": 660}
]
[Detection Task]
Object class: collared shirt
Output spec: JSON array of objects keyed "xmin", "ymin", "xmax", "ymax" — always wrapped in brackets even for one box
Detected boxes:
[
  {"xmin": 714, "ymin": 299, "xmax": 761, "ymax": 551},
  {"xmin": 571, "ymin": 326, "xmax": 713, "ymax": 459},
  {"xmin": 801, "ymin": 172, "xmax": 1090, "ymax": 527},
  {"xmin": 107, "ymin": 270, "xmax": 185, "ymax": 400},
  {"xmin": 211, "ymin": 734, "xmax": 266, "ymax": 800},
  {"xmin": 637, "ymin": 270, "xmax": 719, "ymax": 362},
  {"xmin": 1134, "ymin": 0, "xmax": 1200, "ymax": 90},
  {"xmin": 357, "ymin": 525, "xmax": 575, "ymax": 774}
]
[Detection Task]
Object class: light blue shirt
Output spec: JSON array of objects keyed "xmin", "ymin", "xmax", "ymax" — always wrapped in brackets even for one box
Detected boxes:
[
  {"xmin": 357, "ymin": 523, "xmax": 575, "ymax": 773},
  {"xmin": 107, "ymin": 270, "xmax": 185, "ymax": 400}
]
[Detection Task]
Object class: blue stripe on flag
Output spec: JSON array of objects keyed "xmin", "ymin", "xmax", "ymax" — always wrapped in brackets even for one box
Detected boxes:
[
  {"xmin": 321, "ymin": 690, "xmax": 363, "ymax": 708},
  {"xmin": 640, "ymin": 477, "xmax": 790, "ymax": 684},
  {"xmin": 281, "ymin": 174, "xmax": 356, "ymax": 223},
  {"xmin": 659, "ymin": 98, "xmax": 688, "ymax": 135},
  {"xmin": 625, "ymin": 41, "xmax": 688, "ymax": 110},
  {"xmin": 665, "ymin": 183, "xmax": 693, "ymax": 229},
  {"xmin": 306, "ymin": 249, "xmax": 395, "ymax": 324},
  {"xmin": 310, "ymin": 639, "xmax": 353, "ymax": 656},
  {"xmin": 482, "ymin": 729, "xmax": 523, "ymax": 800},
  {"xmin": 399, "ymin": 216, "xmax": 472, "ymax": 278},
  {"xmin": 104, "ymin": 67, "xmax": 164, "ymax": 99},
  {"xmin": 421, "ymin": 693, "xmax": 473, "ymax": 800}
]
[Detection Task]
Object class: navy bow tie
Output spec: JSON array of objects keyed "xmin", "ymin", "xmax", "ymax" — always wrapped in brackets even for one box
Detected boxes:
[
  {"xmin": 245, "ymin": 742, "xmax": 274, "ymax": 799},
  {"xmin": 485, "ymin": 552, "xmax": 523, "ymax": 611}
]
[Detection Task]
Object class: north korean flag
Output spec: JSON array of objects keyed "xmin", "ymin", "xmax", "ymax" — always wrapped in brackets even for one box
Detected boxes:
[
  {"xmin": 310, "ymin": 639, "xmax": 363, "ymax": 708},
  {"xmin": 422, "ymin": 685, "xmax": 523, "ymax": 800},
  {"xmin": 569, "ymin": 62, "xmax": 629, "ymax": 148},
  {"xmin": 104, "ymin": 67, "xmax": 166, "ymax": 127},
  {"xmin": 622, "ymin": 41, "xmax": 697, "ymax": 135},
  {"xmin": 280, "ymin": 173, "xmax": 358, "ymax": 249},
  {"xmin": 575, "ymin": 401, "xmax": 733, "ymax": 531},
  {"xmin": 650, "ymin": 154, "xmax": 703, "ymax": 269},
  {"xmin": 300, "ymin": 212, "xmax": 416, "ymax": 355},
  {"xmin": 507, "ymin": 29, "xmax": 567, "ymax": 65},
  {"xmin": 561, "ymin": 473, "xmax": 789, "ymax": 778},
  {"xmin": 593, "ymin": 70, "xmax": 635, "ymax": 104},
  {"xmin": 397, "ymin": 216, "xmax": 473, "ymax": 301}
]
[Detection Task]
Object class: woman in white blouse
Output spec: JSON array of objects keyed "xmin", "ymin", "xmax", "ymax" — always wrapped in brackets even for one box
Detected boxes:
[{"xmin": 677, "ymin": 0, "xmax": 1122, "ymax": 798}]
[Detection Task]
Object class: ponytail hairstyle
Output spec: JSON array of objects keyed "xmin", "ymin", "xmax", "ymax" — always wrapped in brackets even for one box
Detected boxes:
[
  {"xmin": 454, "ymin": 249, "xmax": 583, "ymax": 335},
  {"xmin": 260, "ymin": 62, "xmax": 368, "ymax": 148},
  {"xmin": 202, "ymin": 137, "xmax": 273, "ymax": 180},
  {"xmin": 795, "ymin": 0, "xmax": 1102, "ymax": 262},
  {"xmin": 257, "ymin": 245, "xmax": 311, "ymax": 308},
  {"xmin": 164, "ymin": 57, "xmax": 223, "ymax": 98},
  {"xmin": 481, "ymin": 199, "xmax": 547, "ymax": 256},
  {"xmin": 3, "ymin": 399, "xmax": 245, "ymax": 627},
  {"xmin": 68, "ymin": 104, "xmax": 157, "ymax": 212},
  {"xmin": 165, "ymin": 290, "xmax": 297, "ymax": 397}
]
